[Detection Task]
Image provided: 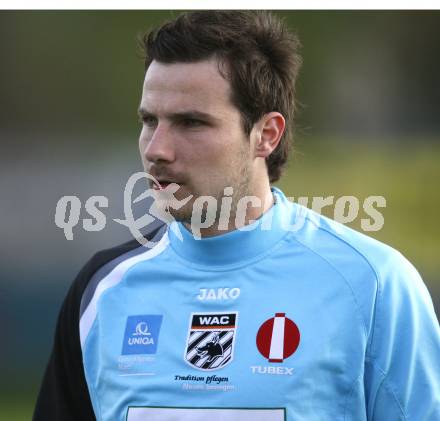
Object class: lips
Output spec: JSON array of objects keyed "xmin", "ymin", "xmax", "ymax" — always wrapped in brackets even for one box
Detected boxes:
[
  {"xmin": 153, "ymin": 180, "xmax": 182, "ymax": 190},
  {"xmin": 148, "ymin": 167, "xmax": 184, "ymax": 190},
  {"xmin": 153, "ymin": 180, "xmax": 169, "ymax": 190}
]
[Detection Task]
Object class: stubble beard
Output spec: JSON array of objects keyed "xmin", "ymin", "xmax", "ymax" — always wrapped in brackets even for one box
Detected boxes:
[{"xmin": 168, "ymin": 155, "xmax": 253, "ymax": 231}]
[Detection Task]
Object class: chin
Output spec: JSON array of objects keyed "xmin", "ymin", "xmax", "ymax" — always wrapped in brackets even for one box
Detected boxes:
[{"xmin": 167, "ymin": 206, "xmax": 194, "ymax": 224}]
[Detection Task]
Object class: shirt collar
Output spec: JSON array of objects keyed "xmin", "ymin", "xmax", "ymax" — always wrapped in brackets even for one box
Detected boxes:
[{"xmin": 167, "ymin": 187, "xmax": 294, "ymax": 267}]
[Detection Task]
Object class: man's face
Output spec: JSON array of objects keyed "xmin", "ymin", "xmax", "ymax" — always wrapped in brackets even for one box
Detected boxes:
[{"xmin": 138, "ymin": 58, "xmax": 254, "ymax": 224}]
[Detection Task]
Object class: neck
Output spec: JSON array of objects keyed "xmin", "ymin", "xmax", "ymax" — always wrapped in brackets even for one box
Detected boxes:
[{"xmin": 183, "ymin": 184, "xmax": 274, "ymax": 238}]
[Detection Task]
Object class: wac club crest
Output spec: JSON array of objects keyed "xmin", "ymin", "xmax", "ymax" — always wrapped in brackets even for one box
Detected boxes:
[{"xmin": 184, "ymin": 312, "xmax": 238, "ymax": 371}]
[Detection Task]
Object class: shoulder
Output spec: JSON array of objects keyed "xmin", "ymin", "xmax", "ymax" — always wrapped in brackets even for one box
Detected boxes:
[
  {"xmin": 290, "ymin": 203, "xmax": 413, "ymax": 283},
  {"xmin": 287, "ymin": 203, "xmax": 430, "ymax": 338},
  {"xmin": 78, "ymin": 224, "xmax": 168, "ymax": 311},
  {"xmin": 88, "ymin": 223, "xmax": 167, "ymax": 274},
  {"xmin": 62, "ymin": 224, "xmax": 167, "ymax": 322}
]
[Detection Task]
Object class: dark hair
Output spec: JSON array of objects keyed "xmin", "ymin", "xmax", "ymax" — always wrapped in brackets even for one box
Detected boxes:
[{"xmin": 141, "ymin": 11, "xmax": 301, "ymax": 183}]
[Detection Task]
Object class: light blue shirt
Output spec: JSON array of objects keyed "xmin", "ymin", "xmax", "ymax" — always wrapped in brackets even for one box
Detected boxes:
[{"xmin": 80, "ymin": 188, "xmax": 440, "ymax": 420}]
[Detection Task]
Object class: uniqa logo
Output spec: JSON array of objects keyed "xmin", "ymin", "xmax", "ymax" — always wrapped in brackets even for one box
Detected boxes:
[
  {"xmin": 134, "ymin": 322, "xmax": 151, "ymax": 336},
  {"xmin": 122, "ymin": 315, "xmax": 162, "ymax": 355},
  {"xmin": 128, "ymin": 322, "xmax": 154, "ymax": 346},
  {"xmin": 128, "ymin": 336, "xmax": 154, "ymax": 346}
]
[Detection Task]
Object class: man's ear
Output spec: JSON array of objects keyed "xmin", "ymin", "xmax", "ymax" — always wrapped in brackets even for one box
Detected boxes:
[{"xmin": 253, "ymin": 112, "xmax": 286, "ymax": 159}]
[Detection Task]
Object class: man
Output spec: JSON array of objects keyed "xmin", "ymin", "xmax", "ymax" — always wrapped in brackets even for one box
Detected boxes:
[{"xmin": 34, "ymin": 11, "xmax": 439, "ymax": 421}]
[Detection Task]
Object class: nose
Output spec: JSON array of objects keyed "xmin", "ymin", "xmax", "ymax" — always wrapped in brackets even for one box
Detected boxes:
[{"xmin": 141, "ymin": 123, "xmax": 176, "ymax": 164}]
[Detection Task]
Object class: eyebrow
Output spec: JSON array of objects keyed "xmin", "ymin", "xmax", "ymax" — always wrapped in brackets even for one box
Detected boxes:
[{"xmin": 137, "ymin": 107, "xmax": 219, "ymax": 124}]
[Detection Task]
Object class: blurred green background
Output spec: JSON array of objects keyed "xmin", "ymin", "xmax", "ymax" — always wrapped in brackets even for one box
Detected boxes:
[{"xmin": 0, "ymin": 11, "xmax": 439, "ymax": 420}]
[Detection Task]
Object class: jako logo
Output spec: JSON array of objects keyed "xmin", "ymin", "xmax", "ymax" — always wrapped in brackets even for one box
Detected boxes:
[
  {"xmin": 122, "ymin": 315, "xmax": 163, "ymax": 355},
  {"xmin": 197, "ymin": 288, "xmax": 241, "ymax": 301}
]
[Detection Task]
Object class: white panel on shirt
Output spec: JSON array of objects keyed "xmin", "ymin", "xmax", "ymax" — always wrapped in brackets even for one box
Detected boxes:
[{"xmin": 127, "ymin": 407, "xmax": 285, "ymax": 421}]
